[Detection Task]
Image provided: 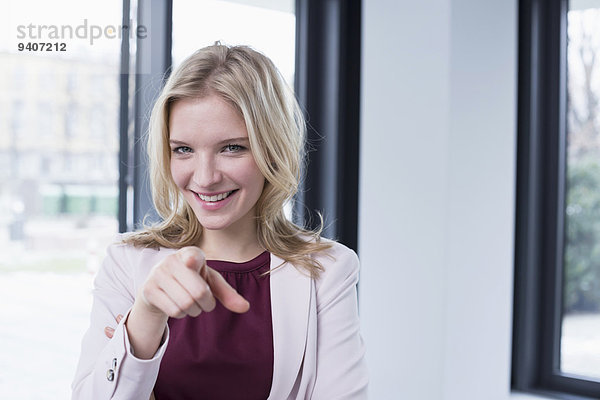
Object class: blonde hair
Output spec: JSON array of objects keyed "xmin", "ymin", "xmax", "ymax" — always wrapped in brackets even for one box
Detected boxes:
[{"xmin": 124, "ymin": 43, "xmax": 331, "ymax": 276}]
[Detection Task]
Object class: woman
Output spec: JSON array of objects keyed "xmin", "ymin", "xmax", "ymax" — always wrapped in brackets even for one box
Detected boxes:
[{"xmin": 72, "ymin": 43, "xmax": 368, "ymax": 399}]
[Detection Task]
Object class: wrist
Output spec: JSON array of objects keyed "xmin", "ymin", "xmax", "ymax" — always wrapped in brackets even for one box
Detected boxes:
[
  {"xmin": 125, "ymin": 299, "xmax": 169, "ymax": 359},
  {"xmin": 129, "ymin": 298, "xmax": 169, "ymax": 329}
]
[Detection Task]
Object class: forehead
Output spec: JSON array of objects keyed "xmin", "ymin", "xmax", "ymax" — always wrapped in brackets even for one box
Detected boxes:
[{"xmin": 168, "ymin": 95, "xmax": 248, "ymax": 143}]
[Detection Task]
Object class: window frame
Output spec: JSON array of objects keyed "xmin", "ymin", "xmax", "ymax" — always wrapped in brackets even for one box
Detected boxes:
[
  {"xmin": 513, "ymin": 0, "xmax": 600, "ymax": 397},
  {"xmin": 118, "ymin": 0, "xmax": 172, "ymax": 232},
  {"xmin": 293, "ymin": 0, "xmax": 361, "ymax": 251}
]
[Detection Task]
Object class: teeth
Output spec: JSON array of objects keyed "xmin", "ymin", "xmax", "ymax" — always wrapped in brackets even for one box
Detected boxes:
[{"xmin": 199, "ymin": 191, "xmax": 233, "ymax": 202}]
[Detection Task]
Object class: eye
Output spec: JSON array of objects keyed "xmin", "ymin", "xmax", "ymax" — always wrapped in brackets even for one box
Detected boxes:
[
  {"xmin": 172, "ymin": 146, "xmax": 193, "ymax": 154},
  {"xmin": 223, "ymin": 144, "xmax": 245, "ymax": 153}
]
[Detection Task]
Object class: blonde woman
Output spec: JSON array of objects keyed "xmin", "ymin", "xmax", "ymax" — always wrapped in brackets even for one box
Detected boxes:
[{"xmin": 72, "ymin": 44, "xmax": 368, "ymax": 400}]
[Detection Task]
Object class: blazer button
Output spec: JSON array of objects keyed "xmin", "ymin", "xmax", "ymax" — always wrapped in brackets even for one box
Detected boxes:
[{"xmin": 107, "ymin": 369, "xmax": 114, "ymax": 381}]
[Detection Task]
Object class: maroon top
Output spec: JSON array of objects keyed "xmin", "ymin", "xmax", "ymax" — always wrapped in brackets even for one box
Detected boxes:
[{"xmin": 153, "ymin": 251, "xmax": 274, "ymax": 400}]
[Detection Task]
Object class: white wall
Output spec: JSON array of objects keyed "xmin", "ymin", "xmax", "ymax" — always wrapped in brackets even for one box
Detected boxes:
[{"xmin": 358, "ymin": 1, "xmax": 519, "ymax": 399}]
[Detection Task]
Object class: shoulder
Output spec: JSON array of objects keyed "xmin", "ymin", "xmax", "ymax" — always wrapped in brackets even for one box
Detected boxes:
[
  {"xmin": 105, "ymin": 233, "xmax": 163, "ymax": 262},
  {"xmin": 313, "ymin": 239, "xmax": 359, "ymax": 273},
  {"xmin": 99, "ymin": 233, "xmax": 176, "ymax": 284},
  {"xmin": 311, "ymin": 239, "xmax": 360, "ymax": 299}
]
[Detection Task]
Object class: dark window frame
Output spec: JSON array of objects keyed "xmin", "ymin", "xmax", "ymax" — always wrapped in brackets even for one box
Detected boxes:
[
  {"xmin": 118, "ymin": 0, "xmax": 172, "ymax": 232},
  {"xmin": 293, "ymin": 0, "xmax": 362, "ymax": 251},
  {"xmin": 118, "ymin": 0, "xmax": 362, "ymax": 252},
  {"xmin": 117, "ymin": 0, "xmax": 131, "ymax": 233},
  {"xmin": 513, "ymin": 0, "xmax": 600, "ymax": 398}
]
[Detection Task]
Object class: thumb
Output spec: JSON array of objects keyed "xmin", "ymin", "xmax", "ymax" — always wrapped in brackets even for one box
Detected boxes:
[
  {"xmin": 177, "ymin": 247, "xmax": 206, "ymax": 273},
  {"xmin": 206, "ymin": 268, "xmax": 250, "ymax": 313}
]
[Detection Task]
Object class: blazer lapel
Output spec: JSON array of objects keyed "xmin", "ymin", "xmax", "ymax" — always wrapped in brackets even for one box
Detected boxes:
[{"xmin": 267, "ymin": 255, "xmax": 312, "ymax": 399}]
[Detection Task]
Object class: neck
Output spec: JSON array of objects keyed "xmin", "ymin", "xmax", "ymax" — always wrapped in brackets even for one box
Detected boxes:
[{"xmin": 198, "ymin": 225, "xmax": 264, "ymax": 262}]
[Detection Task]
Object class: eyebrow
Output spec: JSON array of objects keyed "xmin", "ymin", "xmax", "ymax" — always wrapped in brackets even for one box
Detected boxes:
[
  {"xmin": 169, "ymin": 137, "xmax": 250, "ymax": 146},
  {"xmin": 217, "ymin": 137, "xmax": 249, "ymax": 145}
]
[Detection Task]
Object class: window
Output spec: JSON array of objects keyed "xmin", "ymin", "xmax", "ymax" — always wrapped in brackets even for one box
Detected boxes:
[
  {"xmin": 172, "ymin": 0, "xmax": 296, "ymax": 80},
  {"xmin": 0, "ymin": 0, "xmax": 122, "ymax": 397},
  {"xmin": 562, "ymin": 0, "xmax": 600, "ymax": 381},
  {"xmin": 513, "ymin": 0, "xmax": 600, "ymax": 397}
]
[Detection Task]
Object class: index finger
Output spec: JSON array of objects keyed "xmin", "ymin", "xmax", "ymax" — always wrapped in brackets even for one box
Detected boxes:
[
  {"xmin": 176, "ymin": 247, "xmax": 206, "ymax": 273},
  {"xmin": 205, "ymin": 267, "xmax": 250, "ymax": 313}
]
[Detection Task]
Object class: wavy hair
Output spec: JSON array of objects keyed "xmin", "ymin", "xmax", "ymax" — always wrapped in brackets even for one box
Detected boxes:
[{"xmin": 124, "ymin": 43, "xmax": 331, "ymax": 277}]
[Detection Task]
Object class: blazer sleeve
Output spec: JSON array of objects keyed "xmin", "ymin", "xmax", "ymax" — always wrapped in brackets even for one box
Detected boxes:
[
  {"xmin": 311, "ymin": 244, "xmax": 369, "ymax": 399},
  {"xmin": 71, "ymin": 242, "xmax": 169, "ymax": 400}
]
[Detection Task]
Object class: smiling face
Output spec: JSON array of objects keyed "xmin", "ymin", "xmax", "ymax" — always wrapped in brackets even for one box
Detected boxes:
[{"xmin": 168, "ymin": 95, "xmax": 265, "ymax": 236}]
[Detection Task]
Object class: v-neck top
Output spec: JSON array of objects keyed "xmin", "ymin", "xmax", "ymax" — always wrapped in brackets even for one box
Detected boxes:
[{"xmin": 153, "ymin": 251, "xmax": 273, "ymax": 400}]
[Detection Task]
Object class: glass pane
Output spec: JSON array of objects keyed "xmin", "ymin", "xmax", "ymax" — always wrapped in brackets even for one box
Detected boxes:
[
  {"xmin": 0, "ymin": 1, "xmax": 122, "ymax": 397},
  {"xmin": 562, "ymin": 0, "xmax": 600, "ymax": 379},
  {"xmin": 172, "ymin": 0, "xmax": 296, "ymax": 216},
  {"xmin": 172, "ymin": 0, "xmax": 295, "ymax": 81}
]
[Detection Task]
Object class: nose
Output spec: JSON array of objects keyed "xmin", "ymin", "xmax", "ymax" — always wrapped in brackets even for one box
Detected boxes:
[{"xmin": 192, "ymin": 153, "xmax": 222, "ymax": 188}]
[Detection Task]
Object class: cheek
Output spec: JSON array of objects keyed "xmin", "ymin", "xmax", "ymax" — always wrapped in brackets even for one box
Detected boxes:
[
  {"xmin": 241, "ymin": 162, "xmax": 266, "ymax": 194},
  {"xmin": 229, "ymin": 160, "xmax": 265, "ymax": 200},
  {"xmin": 170, "ymin": 161, "xmax": 187, "ymax": 189}
]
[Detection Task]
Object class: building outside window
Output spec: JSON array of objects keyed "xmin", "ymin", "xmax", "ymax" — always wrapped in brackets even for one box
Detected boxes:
[
  {"xmin": 562, "ymin": 0, "xmax": 600, "ymax": 381},
  {"xmin": 0, "ymin": 1, "xmax": 122, "ymax": 397}
]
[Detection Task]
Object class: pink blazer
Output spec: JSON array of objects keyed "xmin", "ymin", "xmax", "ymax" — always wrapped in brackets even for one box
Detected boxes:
[{"xmin": 71, "ymin": 238, "xmax": 368, "ymax": 399}]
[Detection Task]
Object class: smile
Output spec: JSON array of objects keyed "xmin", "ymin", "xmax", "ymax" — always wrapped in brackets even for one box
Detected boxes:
[{"xmin": 196, "ymin": 190, "xmax": 236, "ymax": 203}]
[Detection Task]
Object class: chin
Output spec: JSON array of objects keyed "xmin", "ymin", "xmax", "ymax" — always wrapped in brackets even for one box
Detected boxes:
[
  {"xmin": 196, "ymin": 213, "xmax": 242, "ymax": 231},
  {"xmin": 196, "ymin": 218, "xmax": 229, "ymax": 231},
  {"xmin": 200, "ymin": 223, "xmax": 228, "ymax": 231}
]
